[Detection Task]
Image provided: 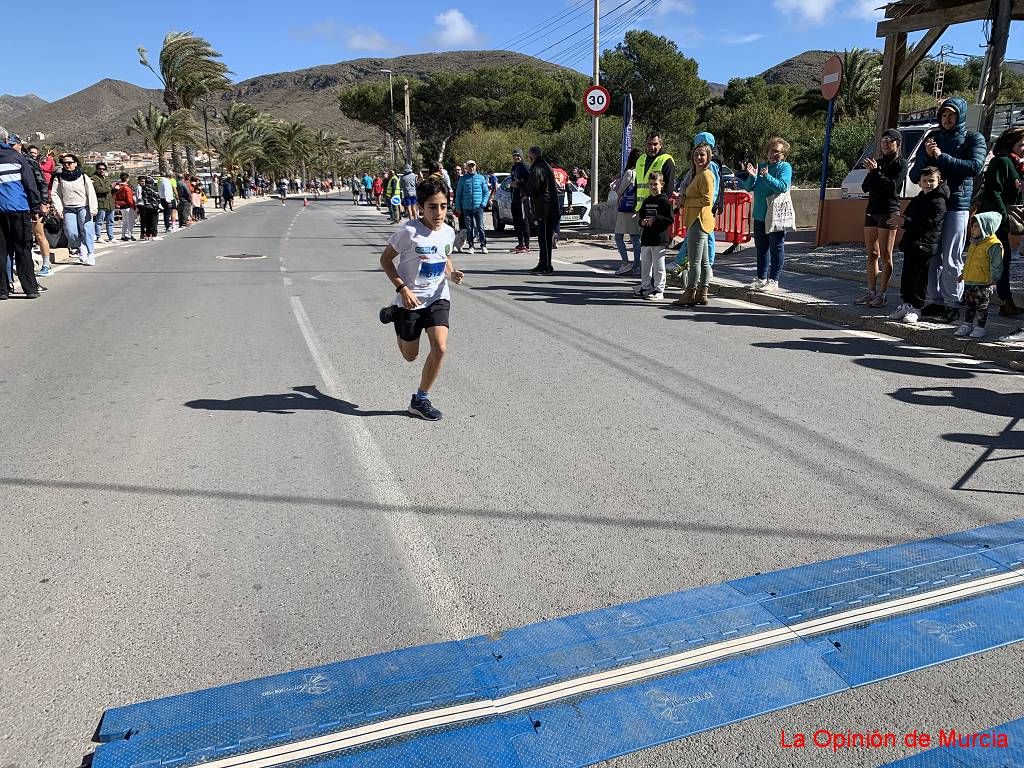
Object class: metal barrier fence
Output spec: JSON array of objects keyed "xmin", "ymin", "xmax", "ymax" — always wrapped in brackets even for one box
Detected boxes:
[{"xmin": 672, "ymin": 190, "xmax": 753, "ymax": 250}]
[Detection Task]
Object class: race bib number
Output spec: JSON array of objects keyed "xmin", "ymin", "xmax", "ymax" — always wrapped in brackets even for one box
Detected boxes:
[{"xmin": 415, "ymin": 259, "xmax": 446, "ymax": 289}]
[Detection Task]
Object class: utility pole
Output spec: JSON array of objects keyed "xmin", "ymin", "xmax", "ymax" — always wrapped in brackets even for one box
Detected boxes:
[
  {"xmin": 933, "ymin": 44, "xmax": 953, "ymax": 100},
  {"xmin": 591, "ymin": 0, "xmax": 600, "ymax": 202},
  {"xmin": 403, "ymin": 81, "xmax": 412, "ymax": 167},
  {"xmin": 380, "ymin": 69, "xmax": 396, "ymax": 169}
]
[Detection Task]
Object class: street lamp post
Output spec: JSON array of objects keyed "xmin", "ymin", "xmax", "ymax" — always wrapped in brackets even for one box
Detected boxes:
[
  {"xmin": 380, "ymin": 69, "xmax": 397, "ymax": 168},
  {"xmin": 201, "ymin": 105, "xmax": 217, "ymax": 206}
]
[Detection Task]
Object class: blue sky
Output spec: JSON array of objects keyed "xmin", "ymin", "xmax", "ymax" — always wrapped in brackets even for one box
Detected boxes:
[{"xmin": 6, "ymin": 0, "xmax": 1009, "ymax": 102}]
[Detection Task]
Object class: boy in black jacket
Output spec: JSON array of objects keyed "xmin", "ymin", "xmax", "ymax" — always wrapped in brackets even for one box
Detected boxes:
[
  {"xmin": 888, "ymin": 166, "xmax": 948, "ymax": 324},
  {"xmin": 633, "ymin": 172, "xmax": 674, "ymax": 300}
]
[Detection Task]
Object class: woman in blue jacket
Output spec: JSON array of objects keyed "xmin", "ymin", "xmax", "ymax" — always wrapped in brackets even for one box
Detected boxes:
[{"xmin": 741, "ymin": 137, "xmax": 793, "ymax": 292}]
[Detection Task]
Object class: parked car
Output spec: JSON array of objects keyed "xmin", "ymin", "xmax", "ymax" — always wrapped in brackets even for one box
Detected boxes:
[{"xmin": 491, "ymin": 174, "xmax": 592, "ymax": 231}]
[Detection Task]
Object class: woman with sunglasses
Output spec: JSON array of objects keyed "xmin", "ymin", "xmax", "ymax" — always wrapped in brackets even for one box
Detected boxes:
[
  {"xmin": 49, "ymin": 154, "xmax": 98, "ymax": 265},
  {"xmin": 857, "ymin": 128, "xmax": 907, "ymax": 308}
]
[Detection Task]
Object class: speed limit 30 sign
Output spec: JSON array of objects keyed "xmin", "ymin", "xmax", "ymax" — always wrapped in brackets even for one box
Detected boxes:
[{"xmin": 584, "ymin": 85, "xmax": 610, "ymax": 117}]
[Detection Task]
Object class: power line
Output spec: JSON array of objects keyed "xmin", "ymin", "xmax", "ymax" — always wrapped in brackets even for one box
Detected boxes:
[
  {"xmin": 497, "ymin": 0, "xmax": 593, "ymax": 52},
  {"xmin": 525, "ymin": 0, "xmax": 641, "ymax": 61},
  {"xmin": 547, "ymin": 0, "xmax": 661, "ymax": 70}
]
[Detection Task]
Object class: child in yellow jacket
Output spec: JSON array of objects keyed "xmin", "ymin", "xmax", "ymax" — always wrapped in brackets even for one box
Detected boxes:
[{"xmin": 955, "ymin": 211, "xmax": 1004, "ymax": 339}]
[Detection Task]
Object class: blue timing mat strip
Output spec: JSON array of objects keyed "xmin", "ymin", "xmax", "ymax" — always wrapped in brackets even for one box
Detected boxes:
[
  {"xmin": 878, "ymin": 716, "xmax": 1024, "ymax": 767},
  {"xmin": 88, "ymin": 519, "xmax": 1024, "ymax": 768}
]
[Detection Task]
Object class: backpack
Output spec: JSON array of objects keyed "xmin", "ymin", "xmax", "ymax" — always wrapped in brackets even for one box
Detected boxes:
[
  {"xmin": 710, "ymin": 158, "xmax": 724, "ymax": 216},
  {"xmin": 617, "ymin": 183, "xmax": 636, "ymax": 212}
]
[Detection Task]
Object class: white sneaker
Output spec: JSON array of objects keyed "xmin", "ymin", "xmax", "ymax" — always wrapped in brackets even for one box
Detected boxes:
[
  {"xmin": 903, "ymin": 309, "xmax": 920, "ymax": 324},
  {"xmin": 645, "ymin": 292, "xmax": 664, "ymax": 301},
  {"xmin": 763, "ymin": 279, "xmax": 779, "ymax": 292},
  {"xmin": 887, "ymin": 303, "xmax": 910, "ymax": 320},
  {"xmin": 748, "ymin": 278, "xmax": 766, "ymax": 290},
  {"xmin": 969, "ymin": 326, "xmax": 987, "ymax": 339},
  {"xmin": 467, "ymin": 246, "xmax": 475, "ymax": 255},
  {"xmin": 615, "ymin": 263, "xmax": 633, "ymax": 275},
  {"xmin": 480, "ymin": 246, "xmax": 488, "ymax": 254},
  {"xmin": 954, "ymin": 323, "xmax": 973, "ymax": 337},
  {"xmin": 1000, "ymin": 327, "xmax": 1024, "ymax": 343}
]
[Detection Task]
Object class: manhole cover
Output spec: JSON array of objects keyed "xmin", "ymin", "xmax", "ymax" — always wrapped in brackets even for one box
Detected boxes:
[{"xmin": 217, "ymin": 253, "xmax": 266, "ymax": 260}]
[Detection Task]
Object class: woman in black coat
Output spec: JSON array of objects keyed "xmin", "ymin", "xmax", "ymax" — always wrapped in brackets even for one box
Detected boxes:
[{"xmin": 857, "ymin": 129, "xmax": 908, "ymax": 308}]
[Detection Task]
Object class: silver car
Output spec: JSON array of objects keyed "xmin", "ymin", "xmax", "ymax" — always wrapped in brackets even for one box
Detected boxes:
[{"xmin": 491, "ymin": 174, "xmax": 592, "ymax": 231}]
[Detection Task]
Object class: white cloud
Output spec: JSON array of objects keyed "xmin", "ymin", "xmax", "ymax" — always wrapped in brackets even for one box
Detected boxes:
[
  {"xmin": 434, "ymin": 9, "xmax": 481, "ymax": 47},
  {"xmin": 345, "ymin": 27, "xmax": 400, "ymax": 52},
  {"xmin": 728, "ymin": 33, "xmax": 766, "ymax": 44},
  {"xmin": 656, "ymin": 0, "xmax": 695, "ymax": 14},
  {"xmin": 850, "ymin": 0, "xmax": 885, "ymax": 20},
  {"xmin": 289, "ymin": 20, "xmax": 338, "ymax": 42},
  {"xmin": 772, "ymin": 0, "xmax": 838, "ymax": 25}
]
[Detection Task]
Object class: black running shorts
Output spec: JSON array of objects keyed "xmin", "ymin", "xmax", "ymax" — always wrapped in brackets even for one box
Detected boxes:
[{"xmin": 394, "ymin": 299, "xmax": 450, "ymax": 342}]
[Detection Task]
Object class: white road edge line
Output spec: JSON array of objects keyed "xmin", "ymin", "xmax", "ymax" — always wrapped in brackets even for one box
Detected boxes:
[
  {"xmin": 287, "ymin": 296, "xmax": 474, "ymax": 638},
  {"xmin": 183, "ymin": 561, "xmax": 1024, "ymax": 768}
]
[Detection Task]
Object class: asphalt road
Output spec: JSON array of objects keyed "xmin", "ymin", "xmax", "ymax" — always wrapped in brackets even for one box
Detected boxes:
[{"xmin": 1, "ymin": 196, "xmax": 1022, "ymax": 768}]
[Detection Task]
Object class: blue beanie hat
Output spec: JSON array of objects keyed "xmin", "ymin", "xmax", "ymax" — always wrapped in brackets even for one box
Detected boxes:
[{"xmin": 693, "ymin": 131, "xmax": 716, "ymax": 148}]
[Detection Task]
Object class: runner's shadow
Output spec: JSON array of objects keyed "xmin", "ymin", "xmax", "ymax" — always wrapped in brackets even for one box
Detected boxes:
[{"xmin": 185, "ymin": 385, "xmax": 409, "ymax": 417}]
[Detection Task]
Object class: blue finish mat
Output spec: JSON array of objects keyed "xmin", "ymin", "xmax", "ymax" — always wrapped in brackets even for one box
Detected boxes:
[
  {"xmin": 87, "ymin": 519, "xmax": 1024, "ymax": 768},
  {"xmin": 879, "ymin": 716, "xmax": 1024, "ymax": 767}
]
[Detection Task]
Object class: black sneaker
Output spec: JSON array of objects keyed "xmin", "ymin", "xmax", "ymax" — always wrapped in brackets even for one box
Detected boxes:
[
  {"xmin": 379, "ymin": 305, "xmax": 396, "ymax": 324},
  {"xmin": 936, "ymin": 307, "xmax": 959, "ymax": 324},
  {"xmin": 25, "ymin": 292, "xmax": 39, "ymax": 299},
  {"xmin": 920, "ymin": 303, "xmax": 944, "ymax": 318},
  {"xmin": 408, "ymin": 395, "xmax": 442, "ymax": 421}
]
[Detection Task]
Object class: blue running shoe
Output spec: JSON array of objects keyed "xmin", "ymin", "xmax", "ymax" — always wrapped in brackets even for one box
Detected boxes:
[
  {"xmin": 408, "ymin": 395, "xmax": 442, "ymax": 421},
  {"xmin": 37, "ymin": 265, "xmax": 51, "ymax": 277}
]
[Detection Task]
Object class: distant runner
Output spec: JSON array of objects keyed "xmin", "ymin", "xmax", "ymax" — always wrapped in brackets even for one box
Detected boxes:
[{"xmin": 378, "ymin": 178, "xmax": 464, "ymax": 421}]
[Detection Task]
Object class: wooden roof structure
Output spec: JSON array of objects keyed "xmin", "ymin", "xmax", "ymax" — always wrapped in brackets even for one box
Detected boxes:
[{"xmin": 875, "ymin": 0, "xmax": 1024, "ymax": 141}]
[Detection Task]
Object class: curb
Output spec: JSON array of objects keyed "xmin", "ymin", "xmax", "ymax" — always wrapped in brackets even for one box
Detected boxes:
[{"xmin": 664, "ymin": 274, "xmax": 1024, "ymax": 367}]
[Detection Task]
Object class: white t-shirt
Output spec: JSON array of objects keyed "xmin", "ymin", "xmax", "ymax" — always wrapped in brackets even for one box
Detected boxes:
[{"xmin": 387, "ymin": 220, "xmax": 456, "ymax": 307}]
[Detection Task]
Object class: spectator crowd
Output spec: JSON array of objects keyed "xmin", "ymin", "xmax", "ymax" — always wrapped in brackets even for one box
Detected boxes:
[{"xmin": 3, "ymin": 107, "xmax": 1022, "ymax": 352}]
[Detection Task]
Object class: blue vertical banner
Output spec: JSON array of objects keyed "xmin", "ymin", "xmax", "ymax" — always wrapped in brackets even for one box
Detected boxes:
[{"xmin": 620, "ymin": 93, "xmax": 633, "ymax": 175}]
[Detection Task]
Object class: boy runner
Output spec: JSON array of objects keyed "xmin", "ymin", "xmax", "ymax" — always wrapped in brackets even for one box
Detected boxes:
[{"xmin": 378, "ymin": 178, "xmax": 465, "ymax": 421}]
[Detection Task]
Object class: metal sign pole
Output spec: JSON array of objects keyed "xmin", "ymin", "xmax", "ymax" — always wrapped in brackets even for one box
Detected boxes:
[
  {"xmin": 591, "ymin": 0, "xmax": 599, "ymax": 202},
  {"xmin": 819, "ymin": 97, "xmax": 835, "ymax": 203}
]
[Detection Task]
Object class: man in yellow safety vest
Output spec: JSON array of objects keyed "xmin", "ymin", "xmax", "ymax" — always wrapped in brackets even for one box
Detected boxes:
[{"xmin": 634, "ymin": 132, "xmax": 676, "ymax": 212}]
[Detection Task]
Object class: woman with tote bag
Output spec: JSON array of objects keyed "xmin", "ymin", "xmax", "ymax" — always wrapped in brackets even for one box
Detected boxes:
[{"xmin": 740, "ymin": 137, "xmax": 793, "ymax": 292}]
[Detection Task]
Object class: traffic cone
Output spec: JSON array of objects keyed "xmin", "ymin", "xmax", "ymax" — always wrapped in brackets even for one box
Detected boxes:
[{"xmin": 303, "ymin": 197, "xmax": 308, "ymax": 207}]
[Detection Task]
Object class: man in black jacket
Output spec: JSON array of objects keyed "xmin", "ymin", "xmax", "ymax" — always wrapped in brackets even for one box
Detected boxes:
[{"xmin": 525, "ymin": 146, "xmax": 559, "ymax": 275}]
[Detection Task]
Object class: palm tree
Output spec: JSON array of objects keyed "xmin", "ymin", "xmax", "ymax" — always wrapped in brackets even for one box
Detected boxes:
[
  {"xmin": 126, "ymin": 105, "xmax": 198, "ymax": 174},
  {"xmin": 310, "ymin": 129, "xmax": 348, "ymax": 181},
  {"xmin": 213, "ymin": 131, "xmax": 262, "ymax": 176},
  {"xmin": 139, "ymin": 32, "xmax": 232, "ymax": 172},
  {"xmin": 272, "ymin": 121, "xmax": 314, "ymax": 180},
  {"xmin": 790, "ymin": 48, "xmax": 881, "ymax": 122},
  {"xmin": 220, "ymin": 101, "xmax": 258, "ymax": 132}
]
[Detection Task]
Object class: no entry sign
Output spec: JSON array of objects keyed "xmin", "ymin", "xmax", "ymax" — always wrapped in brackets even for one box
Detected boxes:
[
  {"xmin": 820, "ymin": 54, "xmax": 843, "ymax": 101},
  {"xmin": 584, "ymin": 85, "xmax": 611, "ymax": 117}
]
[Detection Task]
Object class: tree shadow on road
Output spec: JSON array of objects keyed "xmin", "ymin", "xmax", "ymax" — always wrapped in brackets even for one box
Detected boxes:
[{"xmin": 185, "ymin": 385, "xmax": 409, "ymax": 417}]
